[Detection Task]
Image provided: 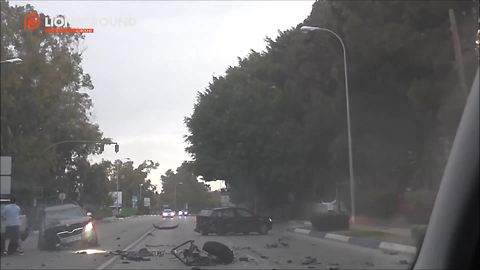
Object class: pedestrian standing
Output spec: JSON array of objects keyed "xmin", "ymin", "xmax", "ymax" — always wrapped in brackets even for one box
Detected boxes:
[{"xmin": 1, "ymin": 196, "xmax": 21, "ymax": 255}]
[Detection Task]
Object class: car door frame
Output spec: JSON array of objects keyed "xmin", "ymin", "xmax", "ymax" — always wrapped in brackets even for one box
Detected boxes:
[
  {"xmin": 214, "ymin": 208, "xmax": 236, "ymax": 234},
  {"xmin": 234, "ymin": 208, "xmax": 257, "ymax": 233},
  {"xmin": 414, "ymin": 69, "xmax": 478, "ymax": 269}
]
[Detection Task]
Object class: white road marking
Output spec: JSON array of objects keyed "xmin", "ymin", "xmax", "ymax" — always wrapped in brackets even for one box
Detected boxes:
[{"xmin": 96, "ymin": 227, "xmax": 156, "ymax": 270}]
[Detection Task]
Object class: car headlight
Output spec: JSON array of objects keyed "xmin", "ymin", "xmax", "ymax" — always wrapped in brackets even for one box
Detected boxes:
[
  {"xmin": 84, "ymin": 222, "xmax": 94, "ymax": 232},
  {"xmin": 179, "ymin": 211, "xmax": 183, "ymax": 215},
  {"xmin": 184, "ymin": 212, "xmax": 188, "ymax": 215},
  {"xmin": 162, "ymin": 213, "xmax": 167, "ymax": 216},
  {"xmin": 170, "ymin": 212, "xmax": 175, "ymax": 216}
]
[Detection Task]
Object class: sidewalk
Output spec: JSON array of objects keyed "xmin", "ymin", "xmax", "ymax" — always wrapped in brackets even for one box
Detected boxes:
[{"xmin": 286, "ymin": 220, "xmax": 417, "ymax": 254}]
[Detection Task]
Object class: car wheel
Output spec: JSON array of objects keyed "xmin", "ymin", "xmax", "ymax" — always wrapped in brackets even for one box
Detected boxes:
[
  {"xmin": 202, "ymin": 241, "xmax": 234, "ymax": 264},
  {"xmin": 258, "ymin": 224, "xmax": 269, "ymax": 235}
]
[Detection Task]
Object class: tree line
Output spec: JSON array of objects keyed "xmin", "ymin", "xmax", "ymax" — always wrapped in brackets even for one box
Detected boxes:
[{"xmin": 185, "ymin": 0, "xmax": 478, "ymax": 220}]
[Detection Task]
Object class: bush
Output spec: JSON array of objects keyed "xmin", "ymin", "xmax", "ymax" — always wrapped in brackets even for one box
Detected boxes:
[
  {"xmin": 310, "ymin": 212, "xmax": 350, "ymax": 231},
  {"xmin": 357, "ymin": 189, "xmax": 398, "ymax": 218},
  {"xmin": 410, "ymin": 224, "xmax": 428, "ymax": 245},
  {"xmin": 404, "ymin": 189, "xmax": 436, "ymax": 224},
  {"xmin": 95, "ymin": 207, "xmax": 113, "ymax": 219}
]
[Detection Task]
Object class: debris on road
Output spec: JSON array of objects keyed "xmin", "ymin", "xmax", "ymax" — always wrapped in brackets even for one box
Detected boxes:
[
  {"xmin": 383, "ymin": 250, "xmax": 399, "ymax": 255},
  {"xmin": 302, "ymin": 256, "xmax": 319, "ymax": 265},
  {"xmin": 266, "ymin": 243, "xmax": 279, "ymax": 248},
  {"xmin": 146, "ymin": 244, "xmax": 176, "ymax": 248},
  {"xmin": 171, "ymin": 240, "xmax": 234, "ymax": 266},
  {"xmin": 399, "ymin": 259, "xmax": 409, "ymax": 265},
  {"xmin": 147, "ymin": 232, "xmax": 154, "ymax": 236},
  {"xmin": 137, "ymin": 248, "xmax": 153, "ymax": 257},
  {"xmin": 365, "ymin": 261, "xmax": 375, "ymax": 266},
  {"xmin": 278, "ymin": 236, "xmax": 290, "ymax": 247},
  {"xmin": 260, "ymin": 255, "xmax": 269, "ymax": 259},
  {"xmin": 108, "ymin": 249, "xmax": 158, "ymax": 262},
  {"xmin": 116, "ymin": 237, "xmax": 121, "ymax": 240},
  {"xmin": 239, "ymin": 256, "xmax": 249, "ymax": 262},
  {"xmin": 287, "ymin": 259, "xmax": 293, "ymax": 263}
]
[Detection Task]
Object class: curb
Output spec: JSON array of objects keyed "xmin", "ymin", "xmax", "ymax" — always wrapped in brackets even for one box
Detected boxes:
[{"xmin": 286, "ymin": 227, "xmax": 417, "ymax": 254}]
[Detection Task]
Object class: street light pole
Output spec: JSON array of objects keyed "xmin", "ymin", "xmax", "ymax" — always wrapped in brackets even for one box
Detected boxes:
[{"xmin": 301, "ymin": 25, "xmax": 356, "ymax": 223}]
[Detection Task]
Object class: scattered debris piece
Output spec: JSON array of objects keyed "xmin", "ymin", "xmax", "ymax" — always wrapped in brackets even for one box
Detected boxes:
[
  {"xmin": 384, "ymin": 250, "xmax": 399, "ymax": 255},
  {"xmin": 266, "ymin": 243, "xmax": 279, "ymax": 249},
  {"xmin": 116, "ymin": 237, "xmax": 121, "ymax": 240},
  {"xmin": 260, "ymin": 255, "xmax": 269, "ymax": 259},
  {"xmin": 41, "ymin": 263, "xmax": 46, "ymax": 267},
  {"xmin": 287, "ymin": 260, "xmax": 293, "ymax": 263},
  {"xmin": 239, "ymin": 257, "xmax": 249, "ymax": 262},
  {"xmin": 121, "ymin": 261, "xmax": 130, "ymax": 264},
  {"xmin": 138, "ymin": 248, "xmax": 153, "ymax": 257},
  {"xmin": 278, "ymin": 236, "xmax": 290, "ymax": 247},
  {"xmin": 302, "ymin": 257, "xmax": 318, "ymax": 265},
  {"xmin": 399, "ymin": 259, "xmax": 409, "ymax": 265},
  {"xmin": 109, "ymin": 249, "xmax": 152, "ymax": 261},
  {"xmin": 147, "ymin": 232, "xmax": 154, "ymax": 236},
  {"xmin": 146, "ymin": 244, "xmax": 176, "ymax": 248},
  {"xmin": 365, "ymin": 261, "xmax": 375, "ymax": 266}
]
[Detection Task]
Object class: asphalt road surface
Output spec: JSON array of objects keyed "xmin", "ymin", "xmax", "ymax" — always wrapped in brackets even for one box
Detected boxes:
[{"xmin": 1, "ymin": 215, "xmax": 414, "ymax": 269}]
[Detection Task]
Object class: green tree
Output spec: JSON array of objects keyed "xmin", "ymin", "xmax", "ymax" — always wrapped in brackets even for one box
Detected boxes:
[
  {"xmin": 159, "ymin": 162, "xmax": 220, "ymax": 213},
  {"xmin": 185, "ymin": 0, "xmax": 478, "ymax": 218},
  {"xmin": 1, "ymin": 1, "xmax": 109, "ymax": 206}
]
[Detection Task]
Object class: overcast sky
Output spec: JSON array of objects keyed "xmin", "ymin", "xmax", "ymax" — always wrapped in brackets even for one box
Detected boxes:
[{"xmin": 16, "ymin": 1, "xmax": 314, "ymax": 190}]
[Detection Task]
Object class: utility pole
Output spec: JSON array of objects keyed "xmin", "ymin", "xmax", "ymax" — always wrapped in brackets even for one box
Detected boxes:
[{"xmin": 449, "ymin": 9, "xmax": 469, "ymax": 97}]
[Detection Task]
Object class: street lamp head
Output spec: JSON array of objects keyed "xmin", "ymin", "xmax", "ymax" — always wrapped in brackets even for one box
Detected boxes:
[
  {"xmin": 300, "ymin": 26, "xmax": 320, "ymax": 33},
  {"xmin": 0, "ymin": 58, "xmax": 23, "ymax": 64}
]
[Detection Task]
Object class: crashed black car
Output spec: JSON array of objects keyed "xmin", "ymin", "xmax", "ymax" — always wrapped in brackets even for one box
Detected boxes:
[
  {"xmin": 37, "ymin": 203, "xmax": 98, "ymax": 250},
  {"xmin": 194, "ymin": 207, "xmax": 272, "ymax": 235}
]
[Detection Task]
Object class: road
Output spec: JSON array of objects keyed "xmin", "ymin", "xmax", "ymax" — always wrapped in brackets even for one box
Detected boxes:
[{"xmin": 1, "ymin": 215, "xmax": 414, "ymax": 269}]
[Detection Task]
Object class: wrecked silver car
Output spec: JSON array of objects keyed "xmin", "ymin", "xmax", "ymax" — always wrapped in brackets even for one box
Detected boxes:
[{"xmin": 37, "ymin": 203, "xmax": 98, "ymax": 250}]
